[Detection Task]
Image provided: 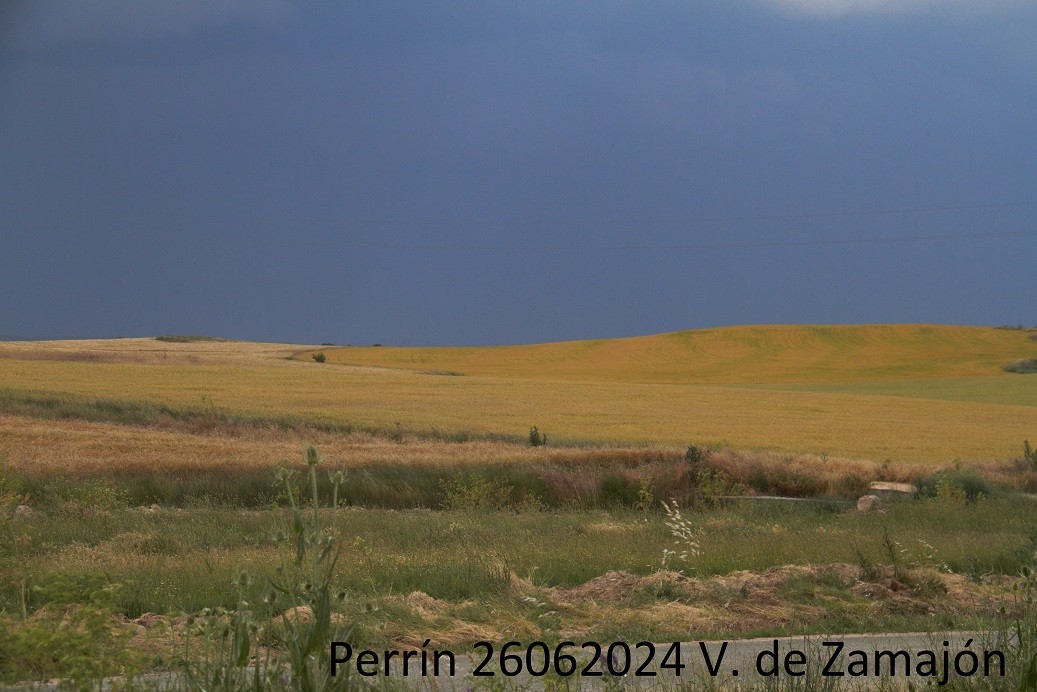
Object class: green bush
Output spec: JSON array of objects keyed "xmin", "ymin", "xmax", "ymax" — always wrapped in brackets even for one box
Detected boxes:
[
  {"xmin": 528, "ymin": 426, "xmax": 546, "ymax": 447},
  {"xmin": 312, "ymin": 352, "xmax": 326, "ymax": 364},
  {"xmin": 0, "ymin": 575, "xmax": 140, "ymax": 686},
  {"xmin": 694, "ymin": 468, "xmax": 740, "ymax": 509},
  {"xmin": 598, "ymin": 475, "xmax": 638, "ymax": 507},
  {"xmin": 917, "ymin": 469, "xmax": 992, "ymax": 503},
  {"xmin": 684, "ymin": 445, "xmax": 705, "ymax": 464},
  {"xmin": 49, "ymin": 478, "xmax": 128, "ymax": 511},
  {"xmin": 439, "ymin": 475, "xmax": 513, "ymax": 512}
]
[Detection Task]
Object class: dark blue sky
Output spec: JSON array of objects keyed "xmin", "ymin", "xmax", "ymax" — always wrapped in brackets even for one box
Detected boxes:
[{"xmin": 2, "ymin": 1, "xmax": 1035, "ymax": 345}]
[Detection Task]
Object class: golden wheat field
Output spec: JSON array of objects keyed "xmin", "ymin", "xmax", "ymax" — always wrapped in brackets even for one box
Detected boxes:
[
  {"xmin": 0, "ymin": 324, "xmax": 1034, "ymax": 463},
  {"xmin": 302, "ymin": 323, "xmax": 1037, "ymax": 384}
]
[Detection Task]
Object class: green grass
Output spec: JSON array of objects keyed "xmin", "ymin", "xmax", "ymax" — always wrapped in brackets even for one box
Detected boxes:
[
  {"xmin": 3, "ymin": 451, "xmax": 1034, "ymax": 686},
  {"xmin": 5, "ymin": 498, "xmax": 1034, "ymax": 618}
]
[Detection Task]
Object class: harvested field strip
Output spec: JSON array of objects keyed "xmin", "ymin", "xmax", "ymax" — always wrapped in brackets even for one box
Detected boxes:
[
  {"xmin": 0, "ymin": 336, "xmax": 307, "ymax": 366},
  {"xmin": 0, "ymin": 387, "xmax": 519, "ymax": 445}
]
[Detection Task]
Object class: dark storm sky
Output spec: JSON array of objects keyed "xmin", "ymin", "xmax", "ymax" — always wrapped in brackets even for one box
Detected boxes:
[{"xmin": 1, "ymin": 1, "xmax": 1035, "ymax": 345}]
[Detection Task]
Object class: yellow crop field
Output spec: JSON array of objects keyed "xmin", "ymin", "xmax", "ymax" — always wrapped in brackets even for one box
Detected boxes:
[
  {"xmin": 0, "ymin": 324, "xmax": 1035, "ymax": 462},
  {"xmin": 302, "ymin": 324, "xmax": 1037, "ymax": 385}
]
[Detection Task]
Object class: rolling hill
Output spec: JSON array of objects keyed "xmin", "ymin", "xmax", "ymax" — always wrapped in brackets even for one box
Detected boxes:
[
  {"xmin": 2, "ymin": 325, "xmax": 1033, "ymax": 461},
  {"xmin": 301, "ymin": 324, "xmax": 1037, "ymax": 385}
]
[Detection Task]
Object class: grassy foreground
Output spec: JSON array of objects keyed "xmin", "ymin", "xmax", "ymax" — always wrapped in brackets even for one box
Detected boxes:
[{"xmin": 2, "ymin": 471, "xmax": 1034, "ymax": 683}]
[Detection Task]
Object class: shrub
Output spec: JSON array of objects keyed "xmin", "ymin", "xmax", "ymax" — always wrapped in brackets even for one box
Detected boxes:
[
  {"xmin": 598, "ymin": 475, "xmax": 637, "ymax": 507},
  {"xmin": 917, "ymin": 469, "xmax": 992, "ymax": 503},
  {"xmin": 693, "ymin": 468, "xmax": 740, "ymax": 509},
  {"xmin": 312, "ymin": 352, "xmax": 326, "ymax": 364},
  {"xmin": 633, "ymin": 477, "xmax": 655, "ymax": 513},
  {"xmin": 0, "ymin": 575, "xmax": 140, "ymax": 686},
  {"xmin": 1025, "ymin": 440, "xmax": 1036, "ymax": 468},
  {"xmin": 528, "ymin": 426, "xmax": 546, "ymax": 447},
  {"xmin": 935, "ymin": 477, "xmax": 968, "ymax": 505},
  {"xmin": 439, "ymin": 475, "xmax": 513, "ymax": 512},
  {"xmin": 47, "ymin": 478, "xmax": 128, "ymax": 511},
  {"xmin": 684, "ymin": 445, "xmax": 705, "ymax": 464}
]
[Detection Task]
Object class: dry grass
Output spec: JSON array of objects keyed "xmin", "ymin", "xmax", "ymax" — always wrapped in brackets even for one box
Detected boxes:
[
  {"xmin": 8, "ymin": 414, "xmax": 1037, "ymax": 509},
  {"xmin": 0, "ymin": 413, "xmax": 665, "ymax": 475},
  {"xmin": 383, "ymin": 563, "xmax": 1013, "ymax": 646},
  {"xmin": 301, "ymin": 324, "xmax": 1037, "ymax": 384},
  {"xmin": 3, "ymin": 562, "xmax": 1015, "ymax": 673}
]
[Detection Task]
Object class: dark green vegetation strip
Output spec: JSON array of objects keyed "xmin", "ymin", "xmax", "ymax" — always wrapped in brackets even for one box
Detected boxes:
[
  {"xmin": 7, "ymin": 455, "xmax": 859, "ymax": 511},
  {"xmin": 153, "ymin": 334, "xmax": 231, "ymax": 343},
  {"xmin": 1004, "ymin": 358, "xmax": 1037, "ymax": 374}
]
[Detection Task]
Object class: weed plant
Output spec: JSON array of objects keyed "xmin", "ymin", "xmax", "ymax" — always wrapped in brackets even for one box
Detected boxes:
[{"xmin": 181, "ymin": 447, "xmax": 354, "ymax": 690}]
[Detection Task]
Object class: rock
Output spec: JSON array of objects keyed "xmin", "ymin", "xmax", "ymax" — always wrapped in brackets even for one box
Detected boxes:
[
  {"xmin": 868, "ymin": 481, "xmax": 916, "ymax": 502},
  {"xmin": 857, "ymin": 495, "xmax": 882, "ymax": 513},
  {"xmin": 14, "ymin": 504, "xmax": 35, "ymax": 517},
  {"xmin": 869, "ymin": 481, "xmax": 915, "ymax": 494}
]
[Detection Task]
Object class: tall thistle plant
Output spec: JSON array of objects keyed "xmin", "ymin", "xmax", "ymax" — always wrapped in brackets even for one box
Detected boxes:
[{"xmin": 183, "ymin": 446, "xmax": 353, "ymax": 690}]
